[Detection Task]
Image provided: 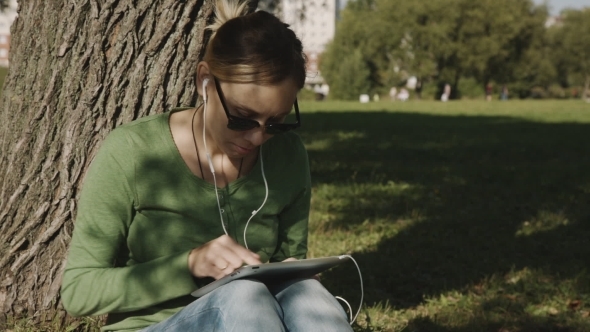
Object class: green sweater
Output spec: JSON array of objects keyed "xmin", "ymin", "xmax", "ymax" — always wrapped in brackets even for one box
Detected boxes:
[{"xmin": 60, "ymin": 110, "xmax": 311, "ymax": 332}]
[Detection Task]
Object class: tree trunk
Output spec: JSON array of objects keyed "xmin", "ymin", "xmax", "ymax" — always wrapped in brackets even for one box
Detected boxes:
[{"xmin": 0, "ymin": 0, "xmax": 256, "ymax": 327}]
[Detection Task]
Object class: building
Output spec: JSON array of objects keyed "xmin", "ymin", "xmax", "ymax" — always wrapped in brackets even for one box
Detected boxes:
[
  {"xmin": 0, "ymin": 0, "xmax": 18, "ymax": 67},
  {"xmin": 281, "ymin": 0, "xmax": 341, "ymax": 87},
  {"xmin": 545, "ymin": 15, "xmax": 563, "ymax": 28}
]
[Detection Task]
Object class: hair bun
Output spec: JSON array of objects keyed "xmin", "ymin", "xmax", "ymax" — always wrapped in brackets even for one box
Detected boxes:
[{"xmin": 207, "ymin": 0, "xmax": 250, "ymax": 38}]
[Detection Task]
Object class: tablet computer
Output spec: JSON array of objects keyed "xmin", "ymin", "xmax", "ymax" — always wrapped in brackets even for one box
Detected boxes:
[{"xmin": 191, "ymin": 255, "xmax": 350, "ymax": 298}]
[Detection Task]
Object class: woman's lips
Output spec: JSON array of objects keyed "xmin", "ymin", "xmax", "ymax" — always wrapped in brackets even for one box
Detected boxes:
[{"xmin": 234, "ymin": 143, "xmax": 254, "ymax": 155}]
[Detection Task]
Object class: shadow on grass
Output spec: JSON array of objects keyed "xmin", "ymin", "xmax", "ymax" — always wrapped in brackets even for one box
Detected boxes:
[{"xmin": 300, "ymin": 111, "xmax": 590, "ymax": 328}]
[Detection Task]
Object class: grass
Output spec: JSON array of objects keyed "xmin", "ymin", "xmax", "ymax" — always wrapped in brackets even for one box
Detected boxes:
[
  {"xmin": 299, "ymin": 99, "xmax": 590, "ymax": 331},
  {"xmin": 6, "ymin": 99, "xmax": 590, "ymax": 331}
]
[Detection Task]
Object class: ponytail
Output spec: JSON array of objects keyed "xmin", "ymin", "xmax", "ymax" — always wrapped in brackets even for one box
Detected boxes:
[{"xmin": 207, "ymin": 0, "xmax": 250, "ymax": 41}]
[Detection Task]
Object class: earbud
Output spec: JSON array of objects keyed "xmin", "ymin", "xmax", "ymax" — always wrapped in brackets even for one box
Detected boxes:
[{"xmin": 202, "ymin": 78, "xmax": 210, "ymax": 101}]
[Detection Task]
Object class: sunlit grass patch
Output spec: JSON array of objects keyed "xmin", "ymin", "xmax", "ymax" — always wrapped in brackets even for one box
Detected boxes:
[
  {"xmin": 351, "ymin": 268, "xmax": 590, "ymax": 332},
  {"xmin": 300, "ymin": 100, "xmax": 590, "ymax": 124},
  {"xmin": 305, "ymin": 130, "xmax": 366, "ymax": 151},
  {"xmin": 308, "ymin": 180, "xmax": 425, "ymax": 258},
  {"xmin": 516, "ymin": 210, "xmax": 572, "ymax": 237},
  {"xmin": 309, "ymin": 181, "xmax": 424, "ymax": 230}
]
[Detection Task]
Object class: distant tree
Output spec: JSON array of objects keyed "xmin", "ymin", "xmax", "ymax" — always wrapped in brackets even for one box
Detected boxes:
[
  {"xmin": 554, "ymin": 9, "xmax": 590, "ymax": 99},
  {"xmin": 485, "ymin": 2, "xmax": 554, "ymax": 98},
  {"xmin": 322, "ymin": 0, "xmax": 549, "ymax": 99},
  {"xmin": 0, "ymin": 0, "xmax": 8, "ymax": 12},
  {"xmin": 320, "ymin": 1, "xmax": 375, "ymax": 99},
  {"xmin": 322, "ymin": 48, "xmax": 371, "ymax": 100},
  {"xmin": 407, "ymin": 0, "xmax": 548, "ymax": 98}
]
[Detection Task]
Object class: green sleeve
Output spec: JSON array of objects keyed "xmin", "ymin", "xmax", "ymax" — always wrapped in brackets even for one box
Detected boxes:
[
  {"xmin": 270, "ymin": 135, "xmax": 311, "ymax": 262},
  {"xmin": 60, "ymin": 128, "xmax": 196, "ymax": 317}
]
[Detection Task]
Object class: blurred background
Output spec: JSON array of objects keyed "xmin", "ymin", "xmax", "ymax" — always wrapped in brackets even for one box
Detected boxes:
[
  {"xmin": 2, "ymin": 0, "xmax": 590, "ymax": 102},
  {"xmin": 255, "ymin": 0, "xmax": 590, "ymax": 102}
]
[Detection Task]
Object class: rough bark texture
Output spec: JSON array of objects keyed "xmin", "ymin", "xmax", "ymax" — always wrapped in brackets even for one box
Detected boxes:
[{"xmin": 0, "ymin": 0, "xmax": 256, "ymax": 327}]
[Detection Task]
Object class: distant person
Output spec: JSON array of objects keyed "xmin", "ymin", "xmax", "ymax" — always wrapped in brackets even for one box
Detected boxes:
[
  {"xmin": 500, "ymin": 85, "xmax": 509, "ymax": 101},
  {"xmin": 389, "ymin": 86, "xmax": 397, "ymax": 101},
  {"xmin": 313, "ymin": 84, "xmax": 326, "ymax": 100},
  {"xmin": 397, "ymin": 88, "xmax": 409, "ymax": 101},
  {"xmin": 320, "ymin": 83, "xmax": 330, "ymax": 98},
  {"xmin": 485, "ymin": 83, "xmax": 493, "ymax": 101},
  {"xmin": 441, "ymin": 83, "xmax": 451, "ymax": 102}
]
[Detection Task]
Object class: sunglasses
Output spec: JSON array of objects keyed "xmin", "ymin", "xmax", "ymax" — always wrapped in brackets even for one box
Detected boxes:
[{"xmin": 213, "ymin": 77, "xmax": 301, "ymax": 135}]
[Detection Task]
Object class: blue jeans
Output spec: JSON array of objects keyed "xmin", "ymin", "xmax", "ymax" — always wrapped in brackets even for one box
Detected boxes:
[{"xmin": 140, "ymin": 278, "xmax": 353, "ymax": 332}]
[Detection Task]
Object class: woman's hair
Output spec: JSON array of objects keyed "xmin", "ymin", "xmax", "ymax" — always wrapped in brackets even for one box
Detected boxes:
[{"xmin": 203, "ymin": 0, "xmax": 307, "ymax": 89}]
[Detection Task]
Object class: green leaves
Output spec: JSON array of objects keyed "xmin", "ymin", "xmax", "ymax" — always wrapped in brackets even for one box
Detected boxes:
[
  {"xmin": 552, "ymin": 9, "xmax": 590, "ymax": 95},
  {"xmin": 321, "ymin": 0, "xmax": 557, "ymax": 99},
  {"xmin": 322, "ymin": 48, "xmax": 371, "ymax": 100}
]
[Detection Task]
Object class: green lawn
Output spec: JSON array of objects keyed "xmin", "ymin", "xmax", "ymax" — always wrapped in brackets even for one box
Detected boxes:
[
  {"xmin": 7, "ymin": 99, "xmax": 590, "ymax": 331},
  {"xmin": 299, "ymin": 100, "xmax": 590, "ymax": 331}
]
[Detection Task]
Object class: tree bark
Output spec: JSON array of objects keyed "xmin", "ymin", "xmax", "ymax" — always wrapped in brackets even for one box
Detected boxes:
[{"xmin": 0, "ymin": 0, "xmax": 256, "ymax": 327}]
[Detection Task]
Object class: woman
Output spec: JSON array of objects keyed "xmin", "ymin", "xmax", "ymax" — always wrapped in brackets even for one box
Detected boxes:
[{"xmin": 60, "ymin": 1, "xmax": 353, "ymax": 331}]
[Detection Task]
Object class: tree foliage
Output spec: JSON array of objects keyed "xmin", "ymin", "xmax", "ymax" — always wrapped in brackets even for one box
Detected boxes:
[
  {"xmin": 323, "ymin": 48, "xmax": 371, "ymax": 100},
  {"xmin": 552, "ymin": 9, "xmax": 590, "ymax": 98},
  {"xmin": 320, "ymin": 1, "xmax": 376, "ymax": 100},
  {"xmin": 321, "ymin": 0, "xmax": 554, "ymax": 99}
]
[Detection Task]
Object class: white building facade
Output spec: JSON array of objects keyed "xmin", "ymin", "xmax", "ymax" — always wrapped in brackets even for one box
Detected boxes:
[
  {"xmin": 281, "ymin": 0, "xmax": 339, "ymax": 86},
  {"xmin": 0, "ymin": 0, "xmax": 18, "ymax": 67}
]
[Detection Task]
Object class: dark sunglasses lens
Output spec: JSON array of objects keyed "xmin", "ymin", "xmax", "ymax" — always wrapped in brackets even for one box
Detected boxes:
[
  {"xmin": 228, "ymin": 117, "xmax": 259, "ymax": 131},
  {"xmin": 265, "ymin": 124, "xmax": 295, "ymax": 135}
]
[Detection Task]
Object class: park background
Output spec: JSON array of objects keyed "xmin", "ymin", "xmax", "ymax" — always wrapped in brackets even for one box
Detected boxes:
[{"xmin": 1, "ymin": 0, "xmax": 590, "ymax": 331}]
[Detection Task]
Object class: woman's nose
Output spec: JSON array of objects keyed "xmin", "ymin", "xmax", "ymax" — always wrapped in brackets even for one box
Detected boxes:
[{"xmin": 244, "ymin": 126, "xmax": 266, "ymax": 146}]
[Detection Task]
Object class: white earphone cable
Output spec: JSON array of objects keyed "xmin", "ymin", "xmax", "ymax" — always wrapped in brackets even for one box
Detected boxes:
[
  {"xmin": 202, "ymin": 80, "xmax": 362, "ymax": 327},
  {"xmin": 243, "ymin": 147, "xmax": 268, "ymax": 250},
  {"xmin": 202, "ymin": 79, "xmax": 229, "ymax": 236},
  {"xmin": 337, "ymin": 255, "xmax": 363, "ymax": 325},
  {"xmin": 335, "ymin": 296, "xmax": 353, "ymax": 322}
]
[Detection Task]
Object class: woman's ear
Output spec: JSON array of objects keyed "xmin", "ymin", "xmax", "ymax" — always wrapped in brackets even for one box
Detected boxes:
[{"xmin": 196, "ymin": 61, "xmax": 211, "ymax": 98}]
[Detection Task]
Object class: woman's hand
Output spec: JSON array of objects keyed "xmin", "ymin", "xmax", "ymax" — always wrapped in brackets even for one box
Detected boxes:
[{"xmin": 188, "ymin": 235, "xmax": 261, "ymax": 280}]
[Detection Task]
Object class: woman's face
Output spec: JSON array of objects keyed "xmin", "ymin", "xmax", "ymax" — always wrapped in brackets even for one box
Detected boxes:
[{"xmin": 203, "ymin": 77, "xmax": 299, "ymax": 159}]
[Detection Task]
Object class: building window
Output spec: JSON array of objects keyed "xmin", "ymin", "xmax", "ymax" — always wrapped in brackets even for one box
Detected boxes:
[
  {"xmin": 0, "ymin": 35, "xmax": 7, "ymax": 44},
  {"xmin": 0, "ymin": 49, "xmax": 8, "ymax": 58}
]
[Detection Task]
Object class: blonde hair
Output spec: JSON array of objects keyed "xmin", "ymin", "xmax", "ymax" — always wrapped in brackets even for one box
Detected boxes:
[
  {"xmin": 206, "ymin": 0, "xmax": 249, "ymax": 41},
  {"xmin": 203, "ymin": 0, "xmax": 307, "ymax": 88}
]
